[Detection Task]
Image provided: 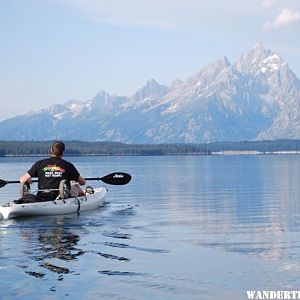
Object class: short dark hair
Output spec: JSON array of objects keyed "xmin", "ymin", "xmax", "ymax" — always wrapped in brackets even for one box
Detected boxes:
[{"xmin": 51, "ymin": 141, "xmax": 65, "ymax": 156}]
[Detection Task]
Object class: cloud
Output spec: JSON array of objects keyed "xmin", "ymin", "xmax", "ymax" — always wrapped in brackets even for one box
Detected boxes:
[
  {"xmin": 263, "ymin": 8, "xmax": 300, "ymax": 30},
  {"xmin": 261, "ymin": 0, "xmax": 275, "ymax": 9},
  {"xmin": 56, "ymin": 0, "xmax": 260, "ymax": 31},
  {"xmin": 57, "ymin": 0, "xmax": 206, "ymax": 30}
]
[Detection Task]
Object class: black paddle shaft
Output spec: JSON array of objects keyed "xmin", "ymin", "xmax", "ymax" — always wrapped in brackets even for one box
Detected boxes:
[
  {"xmin": 0, "ymin": 179, "xmax": 38, "ymax": 188},
  {"xmin": 0, "ymin": 172, "xmax": 131, "ymax": 188}
]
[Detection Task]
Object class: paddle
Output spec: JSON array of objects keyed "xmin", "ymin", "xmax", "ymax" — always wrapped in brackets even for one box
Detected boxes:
[
  {"xmin": 0, "ymin": 172, "xmax": 131, "ymax": 188},
  {"xmin": 85, "ymin": 172, "xmax": 132, "ymax": 185}
]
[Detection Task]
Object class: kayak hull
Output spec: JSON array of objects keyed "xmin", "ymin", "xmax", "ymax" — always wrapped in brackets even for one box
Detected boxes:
[{"xmin": 0, "ymin": 187, "xmax": 107, "ymax": 220}]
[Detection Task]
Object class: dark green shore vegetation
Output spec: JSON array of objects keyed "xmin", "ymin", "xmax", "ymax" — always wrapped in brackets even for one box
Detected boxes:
[
  {"xmin": 0, "ymin": 139, "xmax": 300, "ymax": 157},
  {"xmin": 207, "ymin": 139, "xmax": 300, "ymax": 153},
  {"xmin": 0, "ymin": 141, "xmax": 210, "ymax": 156}
]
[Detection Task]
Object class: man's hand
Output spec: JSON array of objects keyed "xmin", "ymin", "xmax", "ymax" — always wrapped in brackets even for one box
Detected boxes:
[
  {"xmin": 20, "ymin": 173, "xmax": 32, "ymax": 184},
  {"xmin": 77, "ymin": 175, "xmax": 86, "ymax": 186}
]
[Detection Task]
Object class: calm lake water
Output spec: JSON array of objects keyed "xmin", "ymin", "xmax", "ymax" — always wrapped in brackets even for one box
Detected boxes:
[{"xmin": 0, "ymin": 155, "xmax": 300, "ymax": 300}]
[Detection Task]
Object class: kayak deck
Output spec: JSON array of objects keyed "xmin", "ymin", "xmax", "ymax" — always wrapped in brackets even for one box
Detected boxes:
[{"xmin": 0, "ymin": 187, "xmax": 107, "ymax": 220}]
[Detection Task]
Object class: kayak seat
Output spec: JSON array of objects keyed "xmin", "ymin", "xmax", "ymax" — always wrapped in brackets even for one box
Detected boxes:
[{"xmin": 59, "ymin": 180, "xmax": 71, "ymax": 199}]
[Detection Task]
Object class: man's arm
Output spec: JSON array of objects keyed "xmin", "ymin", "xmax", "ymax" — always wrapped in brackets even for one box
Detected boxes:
[
  {"xmin": 20, "ymin": 173, "xmax": 33, "ymax": 184},
  {"xmin": 69, "ymin": 162, "xmax": 85, "ymax": 185}
]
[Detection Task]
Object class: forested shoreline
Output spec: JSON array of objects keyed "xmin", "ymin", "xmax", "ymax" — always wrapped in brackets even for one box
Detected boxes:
[
  {"xmin": 0, "ymin": 141, "xmax": 210, "ymax": 156},
  {"xmin": 0, "ymin": 140, "xmax": 300, "ymax": 157}
]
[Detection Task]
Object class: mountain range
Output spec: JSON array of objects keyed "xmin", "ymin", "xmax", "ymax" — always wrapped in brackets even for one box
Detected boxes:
[{"xmin": 0, "ymin": 43, "xmax": 299, "ymax": 143}]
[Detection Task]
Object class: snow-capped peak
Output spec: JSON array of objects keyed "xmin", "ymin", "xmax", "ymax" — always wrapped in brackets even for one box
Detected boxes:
[
  {"xmin": 260, "ymin": 54, "xmax": 284, "ymax": 73},
  {"xmin": 64, "ymin": 99, "xmax": 83, "ymax": 111},
  {"xmin": 235, "ymin": 44, "xmax": 285, "ymax": 76}
]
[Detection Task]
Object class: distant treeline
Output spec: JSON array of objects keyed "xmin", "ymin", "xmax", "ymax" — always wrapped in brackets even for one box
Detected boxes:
[
  {"xmin": 207, "ymin": 139, "xmax": 300, "ymax": 153},
  {"xmin": 0, "ymin": 139, "xmax": 299, "ymax": 157},
  {"xmin": 0, "ymin": 141, "xmax": 210, "ymax": 156}
]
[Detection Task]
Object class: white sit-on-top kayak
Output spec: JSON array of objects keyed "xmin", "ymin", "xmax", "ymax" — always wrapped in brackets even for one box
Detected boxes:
[{"xmin": 0, "ymin": 187, "xmax": 107, "ymax": 220}]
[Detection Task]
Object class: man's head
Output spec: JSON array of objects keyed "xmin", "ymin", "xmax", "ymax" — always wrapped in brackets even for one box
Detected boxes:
[{"xmin": 51, "ymin": 141, "xmax": 65, "ymax": 157}]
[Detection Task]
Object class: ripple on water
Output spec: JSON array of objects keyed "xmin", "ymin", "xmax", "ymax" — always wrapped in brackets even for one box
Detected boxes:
[
  {"xmin": 97, "ymin": 252, "xmax": 130, "ymax": 261},
  {"xmin": 103, "ymin": 241, "xmax": 169, "ymax": 253},
  {"xmin": 98, "ymin": 270, "xmax": 146, "ymax": 276}
]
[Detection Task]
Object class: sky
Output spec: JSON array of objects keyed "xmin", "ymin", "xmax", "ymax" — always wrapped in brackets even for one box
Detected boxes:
[{"xmin": 0, "ymin": 0, "xmax": 300, "ymax": 121}]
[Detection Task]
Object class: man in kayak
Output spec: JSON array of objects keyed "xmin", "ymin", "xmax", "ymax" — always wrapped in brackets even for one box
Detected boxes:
[{"xmin": 20, "ymin": 141, "xmax": 85, "ymax": 201}]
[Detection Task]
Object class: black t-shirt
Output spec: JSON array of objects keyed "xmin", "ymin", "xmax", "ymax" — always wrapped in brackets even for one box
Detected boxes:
[{"xmin": 27, "ymin": 157, "xmax": 80, "ymax": 191}]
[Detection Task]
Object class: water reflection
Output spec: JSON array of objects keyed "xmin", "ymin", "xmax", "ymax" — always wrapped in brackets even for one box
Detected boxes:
[
  {"xmin": 20, "ymin": 226, "xmax": 84, "ymax": 281},
  {"xmin": 144, "ymin": 156, "xmax": 300, "ymax": 263},
  {"xmin": 38, "ymin": 228, "xmax": 84, "ymax": 261}
]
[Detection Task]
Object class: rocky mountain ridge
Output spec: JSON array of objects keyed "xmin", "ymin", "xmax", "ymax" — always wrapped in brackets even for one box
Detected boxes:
[{"xmin": 0, "ymin": 44, "xmax": 299, "ymax": 142}]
